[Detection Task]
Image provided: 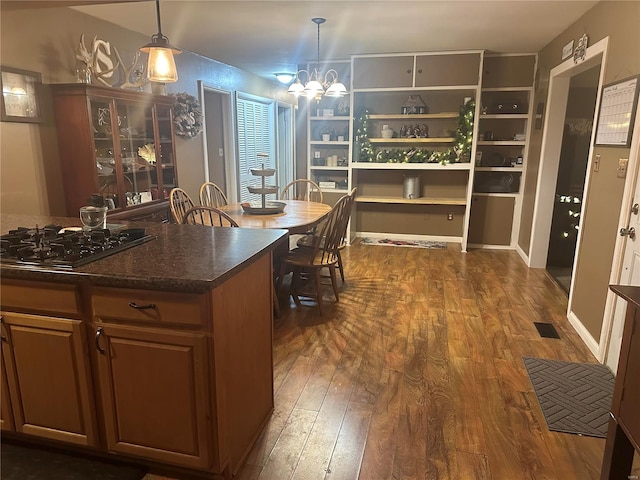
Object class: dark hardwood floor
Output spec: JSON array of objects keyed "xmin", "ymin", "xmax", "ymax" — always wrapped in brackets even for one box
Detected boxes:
[{"xmin": 148, "ymin": 241, "xmax": 639, "ymax": 480}]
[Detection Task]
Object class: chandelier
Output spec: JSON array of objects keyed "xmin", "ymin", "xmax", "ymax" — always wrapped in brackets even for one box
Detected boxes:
[
  {"xmin": 287, "ymin": 18, "xmax": 348, "ymax": 100},
  {"xmin": 140, "ymin": 0, "xmax": 181, "ymax": 83}
]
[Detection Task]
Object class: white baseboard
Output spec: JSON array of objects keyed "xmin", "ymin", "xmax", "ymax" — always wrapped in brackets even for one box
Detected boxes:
[
  {"xmin": 355, "ymin": 232, "xmax": 462, "ymax": 244},
  {"xmin": 467, "ymin": 243, "xmax": 514, "ymax": 250},
  {"xmin": 567, "ymin": 310, "xmax": 601, "ymax": 360},
  {"xmin": 516, "ymin": 244, "xmax": 530, "ymax": 265}
]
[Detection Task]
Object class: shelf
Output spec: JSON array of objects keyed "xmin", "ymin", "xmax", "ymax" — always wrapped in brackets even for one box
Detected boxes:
[
  {"xmin": 310, "ymin": 141, "xmax": 350, "ymax": 146},
  {"xmin": 472, "ymin": 192, "xmax": 519, "ymax": 198},
  {"xmin": 353, "ymin": 85, "xmax": 479, "ymax": 93},
  {"xmin": 477, "ymin": 140, "xmax": 526, "ymax": 146},
  {"xmin": 368, "ymin": 137, "xmax": 455, "ymax": 144},
  {"xmin": 351, "ymin": 162, "xmax": 471, "ymax": 170},
  {"xmin": 479, "ymin": 114, "xmax": 529, "ymax": 120},
  {"xmin": 475, "ymin": 166, "xmax": 523, "ymax": 172},
  {"xmin": 481, "ymin": 86, "xmax": 533, "ymax": 92},
  {"xmin": 310, "ymin": 116, "xmax": 350, "ymax": 120},
  {"xmin": 356, "ymin": 196, "xmax": 467, "ymax": 206},
  {"xmin": 368, "ymin": 113, "xmax": 458, "ymax": 120},
  {"xmin": 310, "ymin": 166, "xmax": 349, "ymax": 171}
]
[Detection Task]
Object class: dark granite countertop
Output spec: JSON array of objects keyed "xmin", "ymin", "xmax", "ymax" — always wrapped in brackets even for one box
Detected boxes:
[{"xmin": 0, "ymin": 214, "xmax": 288, "ymax": 293}]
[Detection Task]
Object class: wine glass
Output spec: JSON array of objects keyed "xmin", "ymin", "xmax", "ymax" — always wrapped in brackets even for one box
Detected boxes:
[{"xmin": 79, "ymin": 206, "xmax": 107, "ymax": 232}]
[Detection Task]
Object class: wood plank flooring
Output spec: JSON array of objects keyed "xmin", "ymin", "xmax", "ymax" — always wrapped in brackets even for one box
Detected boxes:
[{"xmin": 147, "ymin": 241, "xmax": 639, "ymax": 480}]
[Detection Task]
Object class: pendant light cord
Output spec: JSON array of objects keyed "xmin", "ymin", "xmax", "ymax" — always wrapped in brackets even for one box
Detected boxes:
[{"xmin": 155, "ymin": 0, "xmax": 163, "ymax": 36}]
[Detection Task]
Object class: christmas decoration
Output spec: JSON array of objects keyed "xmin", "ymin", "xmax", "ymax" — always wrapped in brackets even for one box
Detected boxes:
[
  {"xmin": 171, "ymin": 92, "xmax": 203, "ymax": 139},
  {"xmin": 353, "ymin": 101, "xmax": 475, "ymax": 165}
]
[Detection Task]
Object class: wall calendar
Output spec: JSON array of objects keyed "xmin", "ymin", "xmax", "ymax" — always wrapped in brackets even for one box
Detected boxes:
[{"xmin": 595, "ymin": 75, "xmax": 639, "ymax": 147}]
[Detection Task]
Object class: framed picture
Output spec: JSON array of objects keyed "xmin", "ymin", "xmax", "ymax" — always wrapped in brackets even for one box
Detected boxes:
[
  {"xmin": 1, "ymin": 66, "xmax": 41, "ymax": 123},
  {"xmin": 595, "ymin": 75, "xmax": 639, "ymax": 147}
]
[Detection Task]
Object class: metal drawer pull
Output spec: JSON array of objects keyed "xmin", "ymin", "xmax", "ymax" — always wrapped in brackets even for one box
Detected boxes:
[
  {"xmin": 95, "ymin": 327, "xmax": 105, "ymax": 354},
  {"xmin": 128, "ymin": 302, "xmax": 157, "ymax": 310}
]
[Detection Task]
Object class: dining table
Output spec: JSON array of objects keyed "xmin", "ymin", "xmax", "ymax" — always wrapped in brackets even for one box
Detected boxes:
[{"xmin": 220, "ymin": 200, "xmax": 331, "ymax": 235}]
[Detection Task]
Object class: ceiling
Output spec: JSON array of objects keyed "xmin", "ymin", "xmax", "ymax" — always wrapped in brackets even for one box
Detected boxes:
[{"xmin": 15, "ymin": 1, "xmax": 600, "ymax": 81}]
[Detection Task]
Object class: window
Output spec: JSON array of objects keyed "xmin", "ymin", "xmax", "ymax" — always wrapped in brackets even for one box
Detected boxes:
[{"xmin": 235, "ymin": 93, "xmax": 275, "ymax": 202}]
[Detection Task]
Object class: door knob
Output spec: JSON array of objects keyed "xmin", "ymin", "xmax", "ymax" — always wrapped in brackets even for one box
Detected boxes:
[{"xmin": 619, "ymin": 227, "xmax": 636, "ymax": 239}]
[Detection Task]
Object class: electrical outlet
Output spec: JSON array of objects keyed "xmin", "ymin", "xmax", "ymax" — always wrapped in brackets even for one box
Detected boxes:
[
  {"xmin": 618, "ymin": 158, "xmax": 629, "ymax": 178},
  {"xmin": 447, "ymin": 212, "xmax": 454, "ymax": 221},
  {"xmin": 218, "ymin": 148, "xmax": 224, "ymax": 157}
]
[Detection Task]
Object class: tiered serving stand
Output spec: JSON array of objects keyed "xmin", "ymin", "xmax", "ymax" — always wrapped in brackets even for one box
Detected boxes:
[{"xmin": 241, "ymin": 154, "xmax": 286, "ymax": 215}]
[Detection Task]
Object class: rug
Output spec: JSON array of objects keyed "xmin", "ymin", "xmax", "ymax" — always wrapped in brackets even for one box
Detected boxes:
[
  {"xmin": 523, "ymin": 357, "xmax": 614, "ymax": 438},
  {"xmin": 0, "ymin": 442, "xmax": 147, "ymax": 480},
  {"xmin": 359, "ymin": 237, "xmax": 447, "ymax": 249}
]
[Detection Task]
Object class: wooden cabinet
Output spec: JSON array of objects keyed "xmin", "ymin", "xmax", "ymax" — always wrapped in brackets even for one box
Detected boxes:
[
  {"xmin": 601, "ymin": 285, "xmax": 640, "ymax": 480},
  {"xmin": 51, "ymin": 84, "xmax": 178, "ymax": 222},
  {"xmin": 0, "ymin": 311, "xmax": 98, "ymax": 446},
  {"xmin": 470, "ymin": 54, "xmax": 537, "ymax": 248},
  {"xmin": 1, "ymin": 324, "xmax": 15, "ymax": 432},
  {"xmin": 352, "ymin": 55, "xmax": 414, "ymax": 89},
  {"xmin": 94, "ymin": 323, "xmax": 211, "ymax": 469}
]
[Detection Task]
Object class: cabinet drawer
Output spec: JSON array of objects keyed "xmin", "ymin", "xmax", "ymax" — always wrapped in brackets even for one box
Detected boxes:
[
  {"xmin": 91, "ymin": 287, "xmax": 206, "ymax": 327},
  {"xmin": 0, "ymin": 280, "xmax": 81, "ymax": 317}
]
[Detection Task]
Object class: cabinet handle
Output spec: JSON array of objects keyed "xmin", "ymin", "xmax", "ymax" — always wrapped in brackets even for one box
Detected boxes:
[
  {"xmin": 0, "ymin": 315, "xmax": 6, "ymax": 341},
  {"xmin": 417, "ymin": 69, "xmax": 423, "ymax": 73},
  {"xmin": 406, "ymin": 69, "xmax": 412, "ymax": 74},
  {"xmin": 95, "ymin": 327, "xmax": 106, "ymax": 354},
  {"xmin": 128, "ymin": 302, "xmax": 157, "ymax": 310}
]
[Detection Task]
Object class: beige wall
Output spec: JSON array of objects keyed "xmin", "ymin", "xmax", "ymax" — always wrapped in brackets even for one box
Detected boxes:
[
  {"xmin": 518, "ymin": 1, "xmax": 640, "ymax": 341},
  {"xmin": 0, "ymin": 6, "xmax": 292, "ymax": 216}
]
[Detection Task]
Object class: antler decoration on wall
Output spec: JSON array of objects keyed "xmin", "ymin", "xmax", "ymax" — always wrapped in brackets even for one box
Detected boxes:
[{"xmin": 75, "ymin": 34, "xmax": 148, "ymax": 90}]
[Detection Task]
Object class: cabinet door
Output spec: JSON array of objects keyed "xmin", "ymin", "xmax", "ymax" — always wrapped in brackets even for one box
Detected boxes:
[
  {"xmin": 353, "ymin": 56, "xmax": 414, "ymax": 89},
  {"xmin": 414, "ymin": 53, "xmax": 481, "ymax": 87},
  {"xmin": 0, "ymin": 312, "xmax": 98, "ymax": 446},
  {"xmin": 468, "ymin": 195, "xmax": 515, "ymax": 245},
  {"xmin": 1, "ymin": 319, "xmax": 15, "ymax": 432},
  {"xmin": 94, "ymin": 323, "xmax": 212, "ymax": 470}
]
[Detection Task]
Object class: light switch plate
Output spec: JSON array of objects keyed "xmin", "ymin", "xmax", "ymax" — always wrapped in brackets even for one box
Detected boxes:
[
  {"xmin": 618, "ymin": 158, "xmax": 629, "ymax": 178},
  {"xmin": 594, "ymin": 154, "xmax": 600, "ymax": 172}
]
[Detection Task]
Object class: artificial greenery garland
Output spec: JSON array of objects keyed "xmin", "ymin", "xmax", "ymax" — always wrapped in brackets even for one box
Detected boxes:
[
  {"xmin": 171, "ymin": 92, "xmax": 204, "ymax": 139},
  {"xmin": 353, "ymin": 100, "xmax": 475, "ymax": 165}
]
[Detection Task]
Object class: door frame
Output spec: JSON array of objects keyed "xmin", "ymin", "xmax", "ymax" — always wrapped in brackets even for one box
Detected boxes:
[
  {"xmin": 529, "ymin": 37, "xmax": 608, "ymax": 269},
  {"xmin": 601, "ymin": 101, "xmax": 640, "ymax": 367},
  {"xmin": 198, "ymin": 82, "xmax": 238, "ymax": 202}
]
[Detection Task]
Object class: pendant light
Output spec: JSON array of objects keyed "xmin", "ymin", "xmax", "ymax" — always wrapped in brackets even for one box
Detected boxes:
[
  {"xmin": 140, "ymin": 0, "xmax": 181, "ymax": 83},
  {"xmin": 288, "ymin": 18, "xmax": 348, "ymax": 100}
]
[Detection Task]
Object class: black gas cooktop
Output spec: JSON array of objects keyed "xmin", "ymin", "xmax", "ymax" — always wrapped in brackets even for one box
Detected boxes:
[{"xmin": 0, "ymin": 225, "xmax": 156, "ymax": 269}]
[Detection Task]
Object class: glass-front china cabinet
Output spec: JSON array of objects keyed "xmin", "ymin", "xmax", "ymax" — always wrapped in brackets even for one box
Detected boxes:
[{"xmin": 51, "ymin": 84, "xmax": 178, "ymax": 222}]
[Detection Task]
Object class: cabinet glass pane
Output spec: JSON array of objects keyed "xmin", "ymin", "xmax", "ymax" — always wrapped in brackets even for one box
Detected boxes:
[
  {"xmin": 115, "ymin": 101, "xmax": 158, "ymax": 206},
  {"xmin": 157, "ymin": 105, "xmax": 176, "ymax": 194},
  {"xmin": 91, "ymin": 100, "xmax": 118, "ymax": 208}
]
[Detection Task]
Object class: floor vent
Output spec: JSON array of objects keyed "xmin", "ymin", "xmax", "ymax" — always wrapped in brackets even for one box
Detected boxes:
[{"xmin": 534, "ymin": 322, "xmax": 561, "ymax": 339}]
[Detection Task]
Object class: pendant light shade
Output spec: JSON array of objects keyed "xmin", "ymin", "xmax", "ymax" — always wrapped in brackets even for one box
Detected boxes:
[
  {"xmin": 287, "ymin": 18, "xmax": 348, "ymax": 100},
  {"xmin": 140, "ymin": 0, "xmax": 181, "ymax": 83}
]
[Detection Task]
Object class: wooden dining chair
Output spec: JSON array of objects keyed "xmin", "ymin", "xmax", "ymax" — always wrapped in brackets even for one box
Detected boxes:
[
  {"xmin": 280, "ymin": 179, "xmax": 323, "ymax": 203},
  {"xmin": 296, "ymin": 187, "xmax": 357, "ymax": 282},
  {"xmin": 182, "ymin": 206, "xmax": 239, "ymax": 227},
  {"xmin": 169, "ymin": 188, "xmax": 195, "ymax": 224},
  {"xmin": 277, "ymin": 193, "xmax": 351, "ymax": 315},
  {"xmin": 199, "ymin": 182, "xmax": 229, "ymax": 208}
]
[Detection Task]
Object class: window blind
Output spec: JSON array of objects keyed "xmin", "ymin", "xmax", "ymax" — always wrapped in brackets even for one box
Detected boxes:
[{"xmin": 236, "ymin": 94, "xmax": 275, "ymax": 202}]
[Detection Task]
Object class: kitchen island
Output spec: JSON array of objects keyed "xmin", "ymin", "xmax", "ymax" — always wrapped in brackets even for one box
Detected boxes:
[{"xmin": 0, "ymin": 214, "xmax": 288, "ymax": 479}]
